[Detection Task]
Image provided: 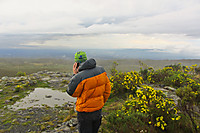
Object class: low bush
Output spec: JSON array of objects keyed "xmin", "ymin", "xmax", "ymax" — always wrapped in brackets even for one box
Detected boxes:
[
  {"xmin": 106, "ymin": 85, "xmax": 186, "ymax": 132},
  {"xmin": 106, "ymin": 111, "xmax": 149, "ymax": 133},
  {"xmin": 176, "ymin": 85, "xmax": 200, "ymax": 132},
  {"xmin": 140, "ymin": 64, "xmax": 199, "ymax": 89},
  {"xmin": 106, "ymin": 63, "xmax": 200, "ymax": 133},
  {"xmin": 16, "ymin": 71, "xmax": 26, "ymax": 77},
  {"xmin": 110, "ymin": 71, "xmax": 143, "ymax": 97}
]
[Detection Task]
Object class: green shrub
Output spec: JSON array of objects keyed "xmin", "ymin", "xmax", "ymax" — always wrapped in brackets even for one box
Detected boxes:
[
  {"xmin": 16, "ymin": 71, "xmax": 26, "ymax": 77},
  {"xmin": 107, "ymin": 63, "xmax": 200, "ymax": 133},
  {"xmin": 176, "ymin": 85, "xmax": 200, "ymax": 132},
  {"xmin": 165, "ymin": 64, "xmax": 182, "ymax": 72},
  {"xmin": 163, "ymin": 73, "xmax": 188, "ymax": 88},
  {"xmin": 141, "ymin": 65, "xmax": 199, "ymax": 88},
  {"xmin": 110, "ymin": 71, "xmax": 143, "ymax": 97},
  {"xmin": 139, "ymin": 68, "xmax": 148, "ymax": 81},
  {"xmin": 195, "ymin": 65, "xmax": 200, "ymax": 75},
  {"xmin": 110, "ymin": 61, "xmax": 118, "ymax": 76},
  {"xmin": 106, "ymin": 85, "xmax": 186, "ymax": 132},
  {"xmin": 106, "ymin": 110, "xmax": 149, "ymax": 133},
  {"xmin": 150, "ymin": 67, "xmax": 174, "ymax": 84}
]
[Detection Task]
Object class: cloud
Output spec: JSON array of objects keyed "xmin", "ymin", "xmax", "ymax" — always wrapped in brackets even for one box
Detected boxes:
[
  {"xmin": 0, "ymin": 34, "xmax": 62, "ymax": 48},
  {"xmin": 16, "ymin": 33, "xmax": 195, "ymax": 50},
  {"xmin": 0, "ymin": 0, "xmax": 200, "ymax": 58},
  {"xmin": 0, "ymin": 0, "xmax": 199, "ymax": 36},
  {"xmin": 1, "ymin": 32, "xmax": 200, "ymax": 58}
]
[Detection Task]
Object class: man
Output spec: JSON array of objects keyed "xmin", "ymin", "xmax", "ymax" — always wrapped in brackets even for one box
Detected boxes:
[{"xmin": 67, "ymin": 51, "xmax": 111, "ymax": 133}]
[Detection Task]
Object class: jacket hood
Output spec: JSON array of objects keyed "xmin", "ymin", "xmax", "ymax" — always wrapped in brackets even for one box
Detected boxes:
[{"xmin": 79, "ymin": 58, "xmax": 96, "ymax": 71}]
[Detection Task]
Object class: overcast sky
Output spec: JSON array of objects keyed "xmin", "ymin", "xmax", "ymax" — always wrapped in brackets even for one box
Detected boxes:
[{"xmin": 0, "ymin": 0, "xmax": 200, "ymax": 58}]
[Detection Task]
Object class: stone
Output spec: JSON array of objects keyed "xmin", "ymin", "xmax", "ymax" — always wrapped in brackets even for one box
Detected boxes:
[
  {"xmin": 59, "ymin": 84, "xmax": 64, "ymax": 87},
  {"xmin": 45, "ymin": 95, "xmax": 52, "ymax": 98},
  {"xmin": 159, "ymin": 84, "xmax": 165, "ymax": 88},
  {"xmin": 20, "ymin": 81, "xmax": 26, "ymax": 84},
  {"xmin": 5, "ymin": 100, "xmax": 10, "ymax": 104},
  {"xmin": 5, "ymin": 81, "xmax": 13, "ymax": 86},
  {"xmin": 47, "ymin": 71, "xmax": 54, "ymax": 75},
  {"xmin": 12, "ymin": 95, "xmax": 20, "ymax": 99},
  {"xmin": 41, "ymin": 77, "xmax": 51, "ymax": 81},
  {"xmin": 28, "ymin": 80, "xmax": 36, "ymax": 86},
  {"xmin": 2, "ymin": 76, "xmax": 8, "ymax": 80},
  {"xmin": 71, "ymin": 118, "xmax": 78, "ymax": 127},
  {"xmin": 63, "ymin": 126, "xmax": 70, "ymax": 132},
  {"xmin": 63, "ymin": 85, "xmax": 68, "ymax": 88},
  {"xmin": 62, "ymin": 73, "xmax": 70, "ymax": 77},
  {"xmin": 37, "ymin": 71, "xmax": 45, "ymax": 74},
  {"xmin": 0, "ymin": 89, "xmax": 3, "ymax": 93},
  {"xmin": 164, "ymin": 86, "xmax": 176, "ymax": 92},
  {"xmin": 50, "ymin": 74, "xmax": 61, "ymax": 77},
  {"xmin": 54, "ymin": 98, "xmax": 60, "ymax": 101},
  {"xmin": 48, "ymin": 79, "xmax": 60, "ymax": 84},
  {"xmin": 193, "ymin": 105, "xmax": 200, "ymax": 113},
  {"xmin": 62, "ymin": 77, "xmax": 71, "ymax": 81},
  {"xmin": 57, "ymin": 124, "xmax": 62, "ymax": 127}
]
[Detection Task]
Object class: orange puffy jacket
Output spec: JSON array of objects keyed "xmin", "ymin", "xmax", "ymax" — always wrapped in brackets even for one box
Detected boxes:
[{"xmin": 67, "ymin": 58, "xmax": 111, "ymax": 112}]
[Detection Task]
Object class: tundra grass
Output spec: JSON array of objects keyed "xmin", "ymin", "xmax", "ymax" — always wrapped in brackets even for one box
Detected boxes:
[{"xmin": 1, "ymin": 58, "xmax": 200, "ymax": 78}]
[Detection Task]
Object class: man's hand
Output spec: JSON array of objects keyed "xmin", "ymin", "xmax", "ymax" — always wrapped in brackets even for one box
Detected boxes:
[{"xmin": 73, "ymin": 62, "xmax": 79, "ymax": 74}]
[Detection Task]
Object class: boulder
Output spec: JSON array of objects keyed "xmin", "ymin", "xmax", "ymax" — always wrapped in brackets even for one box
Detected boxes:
[
  {"xmin": 2, "ymin": 76, "xmax": 8, "ymax": 80},
  {"xmin": 163, "ymin": 86, "xmax": 176, "ymax": 92}
]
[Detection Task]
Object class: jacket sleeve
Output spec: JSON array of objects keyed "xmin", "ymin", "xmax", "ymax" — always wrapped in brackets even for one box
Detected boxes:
[
  {"xmin": 67, "ymin": 74, "xmax": 84, "ymax": 97},
  {"xmin": 103, "ymin": 76, "xmax": 111, "ymax": 103}
]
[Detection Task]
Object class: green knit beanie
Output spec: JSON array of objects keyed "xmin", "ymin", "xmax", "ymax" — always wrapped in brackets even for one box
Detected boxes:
[{"xmin": 74, "ymin": 51, "xmax": 87, "ymax": 63}]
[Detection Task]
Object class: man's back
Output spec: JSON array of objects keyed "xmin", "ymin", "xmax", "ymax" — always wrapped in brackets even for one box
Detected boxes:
[{"xmin": 67, "ymin": 58, "xmax": 111, "ymax": 112}]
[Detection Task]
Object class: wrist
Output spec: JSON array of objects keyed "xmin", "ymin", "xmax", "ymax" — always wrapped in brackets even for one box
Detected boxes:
[{"xmin": 73, "ymin": 70, "xmax": 78, "ymax": 74}]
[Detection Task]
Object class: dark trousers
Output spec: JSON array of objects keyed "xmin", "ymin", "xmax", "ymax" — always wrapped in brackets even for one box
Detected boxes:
[{"xmin": 77, "ymin": 109, "xmax": 102, "ymax": 133}]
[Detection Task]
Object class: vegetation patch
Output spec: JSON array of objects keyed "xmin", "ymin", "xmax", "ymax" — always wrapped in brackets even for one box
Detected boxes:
[{"xmin": 101, "ymin": 62, "xmax": 200, "ymax": 133}]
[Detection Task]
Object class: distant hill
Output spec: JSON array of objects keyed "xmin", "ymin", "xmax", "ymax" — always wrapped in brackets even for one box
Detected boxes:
[{"xmin": 0, "ymin": 48, "xmax": 199, "ymax": 60}]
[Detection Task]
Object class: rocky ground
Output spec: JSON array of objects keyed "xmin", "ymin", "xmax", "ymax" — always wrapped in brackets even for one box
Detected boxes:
[
  {"xmin": 0, "ymin": 70, "xmax": 188, "ymax": 133},
  {"xmin": 0, "ymin": 70, "xmax": 79, "ymax": 133}
]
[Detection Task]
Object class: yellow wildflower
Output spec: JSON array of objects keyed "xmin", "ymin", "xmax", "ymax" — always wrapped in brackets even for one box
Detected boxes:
[
  {"xmin": 161, "ymin": 125, "xmax": 165, "ymax": 130},
  {"xmin": 176, "ymin": 116, "xmax": 181, "ymax": 120},
  {"xmin": 157, "ymin": 122, "xmax": 160, "ymax": 127},
  {"xmin": 160, "ymin": 116, "xmax": 163, "ymax": 121}
]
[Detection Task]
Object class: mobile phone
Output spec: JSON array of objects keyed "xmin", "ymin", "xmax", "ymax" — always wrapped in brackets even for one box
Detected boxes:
[{"xmin": 76, "ymin": 62, "xmax": 80, "ymax": 68}]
